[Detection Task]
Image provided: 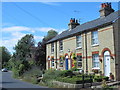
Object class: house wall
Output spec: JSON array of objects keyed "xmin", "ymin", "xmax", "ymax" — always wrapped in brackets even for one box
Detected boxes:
[
  {"xmin": 46, "ymin": 24, "xmax": 117, "ymax": 79},
  {"xmin": 113, "ymin": 18, "xmax": 120, "ymax": 81}
]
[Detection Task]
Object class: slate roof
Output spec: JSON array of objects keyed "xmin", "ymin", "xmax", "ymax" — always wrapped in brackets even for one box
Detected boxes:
[{"xmin": 47, "ymin": 10, "xmax": 120, "ymax": 44}]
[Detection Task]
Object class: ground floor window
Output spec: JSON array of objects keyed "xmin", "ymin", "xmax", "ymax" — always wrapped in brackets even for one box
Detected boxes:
[
  {"xmin": 77, "ymin": 55, "xmax": 82, "ymax": 68},
  {"xmin": 59, "ymin": 56, "xmax": 64, "ymax": 67},
  {"xmin": 92, "ymin": 54, "xmax": 99, "ymax": 68},
  {"xmin": 51, "ymin": 58, "xmax": 54, "ymax": 67}
]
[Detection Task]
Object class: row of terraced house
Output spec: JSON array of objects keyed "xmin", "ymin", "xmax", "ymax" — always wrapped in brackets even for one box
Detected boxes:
[{"xmin": 46, "ymin": 3, "xmax": 120, "ymax": 81}]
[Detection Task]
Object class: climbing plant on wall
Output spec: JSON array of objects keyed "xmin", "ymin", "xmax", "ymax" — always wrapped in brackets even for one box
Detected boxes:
[{"xmin": 71, "ymin": 53, "xmax": 77, "ymax": 69}]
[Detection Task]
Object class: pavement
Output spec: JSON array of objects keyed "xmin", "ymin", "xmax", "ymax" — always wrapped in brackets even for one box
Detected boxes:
[
  {"xmin": 91, "ymin": 80, "xmax": 120, "ymax": 88},
  {"xmin": 1, "ymin": 71, "xmax": 56, "ymax": 90}
]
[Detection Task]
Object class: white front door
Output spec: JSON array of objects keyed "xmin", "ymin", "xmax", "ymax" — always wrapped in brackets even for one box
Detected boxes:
[{"xmin": 104, "ymin": 51, "xmax": 111, "ymax": 77}]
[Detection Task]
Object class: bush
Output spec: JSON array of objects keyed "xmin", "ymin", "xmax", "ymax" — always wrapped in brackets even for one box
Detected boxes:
[
  {"xmin": 59, "ymin": 70, "xmax": 75, "ymax": 77},
  {"xmin": 56, "ymin": 75, "xmax": 93, "ymax": 84},
  {"xmin": 94, "ymin": 76, "xmax": 109, "ymax": 82},
  {"xmin": 22, "ymin": 66, "xmax": 43, "ymax": 84},
  {"xmin": 42, "ymin": 69, "xmax": 62, "ymax": 82}
]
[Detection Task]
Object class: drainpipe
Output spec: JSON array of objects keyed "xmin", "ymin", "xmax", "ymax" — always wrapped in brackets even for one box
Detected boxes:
[
  {"xmin": 55, "ymin": 42, "xmax": 57, "ymax": 69},
  {"xmin": 85, "ymin": 31, "xmax": 88, "ymax": 74}
]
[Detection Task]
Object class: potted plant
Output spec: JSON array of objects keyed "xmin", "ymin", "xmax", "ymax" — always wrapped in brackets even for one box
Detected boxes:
[{"xmin": 92, "ymin": 69, "xmax": 99, "ymax": 73}]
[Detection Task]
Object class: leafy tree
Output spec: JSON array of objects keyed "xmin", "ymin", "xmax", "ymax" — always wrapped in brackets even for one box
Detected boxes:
[
  {"xmin": 43, "ymin": 30, "xmax": 58, "ymax": 42},
  {"xmin": 0, "ymin": 46, "xmax": 11, "ymax": 68},
  {"xmin": 35, "ymin": 30, "xmax": 58, "ymax": 70},
  {"xmin": 14, "ymin": 34, "xmax": 35, "ymax": 61},
  {"xmin": 11, "ymin": 34, "xmax": 35, "ymax": 77}
]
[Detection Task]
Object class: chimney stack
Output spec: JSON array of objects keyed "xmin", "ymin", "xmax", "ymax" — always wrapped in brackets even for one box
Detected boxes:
[
  {"xmin": 99, "ymin": 2, "xmax": 114, "ymax": 17},
  {"xmin": 68, "ymin": 18, "xmax": 80, "ymax": 30}
]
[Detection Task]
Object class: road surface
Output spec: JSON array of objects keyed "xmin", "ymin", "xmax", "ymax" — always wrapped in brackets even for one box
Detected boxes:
[{"xmin": 1, "ymin": 71, "xmax": 51, "ymax": 89}]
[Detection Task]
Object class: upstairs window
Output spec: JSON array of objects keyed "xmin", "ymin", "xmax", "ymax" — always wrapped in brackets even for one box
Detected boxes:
[
  {"xmin": 92, "ymin": 54, "xmax": 100, "ymax": 68},
  {"xmin": 59, "ymin": 40, "xmax": 63, "ymax": 51},
  {"xmin": 76, "ymin": 35, "xmax": 82, "ymax": 48},
  {"xmin": 92, "ymin": 31, "xmax": 99, "ymax": 45},
  {"xmin": 51, "ymin": 43, "xmax": 54, "ymax": 53}
]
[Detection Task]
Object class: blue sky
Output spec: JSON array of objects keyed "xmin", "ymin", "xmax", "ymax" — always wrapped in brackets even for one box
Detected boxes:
[{"xmin": 1, "ymin": 2, "xmax": 119, "ymax": 53}]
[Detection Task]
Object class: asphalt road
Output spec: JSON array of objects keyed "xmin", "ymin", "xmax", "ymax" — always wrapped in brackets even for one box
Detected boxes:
[{"xmin": 1, "ymin": 71, "xmax": 50, "ymax": 89}]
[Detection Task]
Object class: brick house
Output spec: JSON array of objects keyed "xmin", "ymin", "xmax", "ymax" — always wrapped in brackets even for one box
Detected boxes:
[{"xmin": 46, "ymin": 3, "xmax": 120, "ymax": 80}]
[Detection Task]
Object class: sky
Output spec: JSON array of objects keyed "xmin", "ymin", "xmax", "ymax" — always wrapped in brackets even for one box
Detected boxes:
[{"xmin": 1, "ymin": 2, "xmax": 119, "ymax": 54}]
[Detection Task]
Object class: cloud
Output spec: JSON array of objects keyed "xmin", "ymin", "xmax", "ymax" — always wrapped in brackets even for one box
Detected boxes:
[
  {"xmin": 1, "ymin": 32, "xmax": 44, "ymax": 53},
  {"xmin": 2, "ymin": 26, "xmax": 33, "ymax": 32},
  {"xmin": 35, "ymin": 27, "xmax": 56, "ymax": 32},
  {"xmin": 11, "ymin": 32, "xmax": 26, "ymax": 38},
  {"xmin": 1, "ymin": 25, "xmax": 66, "ymax": 53},
  {"xmin": 2, "ymin": 23, "xmax": 15, "ymax": 27},
  {"xmin": 2, "ymin": 26, "xmax": 60, "ymax": 33},
  {"xmin": 41, "ymin": 2, "xmax": 60, "ymax": 6}
]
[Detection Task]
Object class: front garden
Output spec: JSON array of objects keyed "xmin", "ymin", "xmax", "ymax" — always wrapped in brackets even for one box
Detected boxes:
[{"xmin": 21, "ymin": 69, "xmax": 109, "ymax": 88}]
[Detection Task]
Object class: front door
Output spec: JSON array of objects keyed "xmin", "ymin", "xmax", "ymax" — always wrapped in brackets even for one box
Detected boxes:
[
  {"xmin": 65, "ymin": 56, "xmax": 69, "ymax": 70},
  {"xmin": 104, "ymin": 51, "xmax": 111, "ymax": 77}
]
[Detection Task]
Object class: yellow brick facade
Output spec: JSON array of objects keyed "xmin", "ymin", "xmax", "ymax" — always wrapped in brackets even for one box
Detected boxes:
[{"xmin": 46, "ymin": 25, "xmax": 118, "ymax": 80}]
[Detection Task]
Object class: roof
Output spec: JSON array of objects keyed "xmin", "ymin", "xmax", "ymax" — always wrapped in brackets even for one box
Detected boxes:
[{"xmin": 47, "ymin": 10, "xmax": 120, "ymax": 44}]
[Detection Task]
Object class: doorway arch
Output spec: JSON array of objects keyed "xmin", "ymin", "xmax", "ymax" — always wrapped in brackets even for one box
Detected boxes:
[{"xmin": 104, "ymin": 51, "xmax": 111, "ymax": 77}]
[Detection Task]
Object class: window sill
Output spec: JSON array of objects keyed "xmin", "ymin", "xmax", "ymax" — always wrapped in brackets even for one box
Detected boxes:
[
  {"xmin": 92, "ymin": 67, "xmax": 100, "ymax": 70},
  {"xmin": 76, "ymin": 47, "xmax": 82, "ymax": 50},
  {"xmin": 59, "ymin": 50, "xmax": 63, "ymax": 53},
  {"xmin": 51, "ymin": 52, "xmax": 54, "ymax": 54},
  {"xmin": 92, "ymin": 44, "xmax": 99, "ymax": 47}
]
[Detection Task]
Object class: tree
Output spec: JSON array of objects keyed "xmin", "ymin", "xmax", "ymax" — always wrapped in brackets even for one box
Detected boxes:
[
  {"xmin": 0, "ymin": 46, "xmax": 11, "ymax": 68},
  {"xmin": 14, "ymin": 34, "xmax": 35, "ymax": 61},
  {"xmin": 11, "ymin": 34, "xmax": 35, "ymax": 77},
  {"xmin": 43, "ymin": 30, "xmax": 58, "ymax": 42},
  {"xmin": 34, "ymin": 30, "xmax": 58, "ymax": 70}
]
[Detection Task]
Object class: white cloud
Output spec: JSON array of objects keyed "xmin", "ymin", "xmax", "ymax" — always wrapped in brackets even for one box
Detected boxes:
[
  {"xmin": 41, "ymin": 2, "xmax": 60, "ymax": 6},
  {"xmin": 2, "ymin": 26, "xmax": 60, "ymax": 33},
  {"xmin": 2, "ymin": 26, "xmax": 32, "ymax": 32},
  {"xmin": 34, "ymin": 36, "xmax": 44, "ymax": 40},
  {"xmin": 2, "ymin": 23, "xmax": 15, "ymax": 27},
  {"xmin": 1, "ymin": 25, "xmax": 65, "ymax": 53},
  {"xmin": 35, "ymin": 27, "xmax": 56, "ymax": 32},
  {"xmin": 11, "ymin": 32, "xmax": 26, "ymax": 38}
]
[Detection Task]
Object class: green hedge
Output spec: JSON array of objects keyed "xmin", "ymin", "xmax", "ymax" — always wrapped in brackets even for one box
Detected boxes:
[{"xmin": 56, "ymin": 76, "xmax": 93, "ymax": 84}]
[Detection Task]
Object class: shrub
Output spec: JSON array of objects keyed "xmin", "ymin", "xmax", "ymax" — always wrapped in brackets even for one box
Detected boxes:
[
  {"xmin": 59, "ymin": 70, "xmax": 75, "ymax": 77},
  {"xmin": 22, "ymin": 66, "xmax": 43, "ymax": 84},
  {"xmin": 56, "ymin": 75, "xmax": 93, "ymax": 84},
  {"xmin": 94, "ymin": 76, "xmax": 109, "ymax": 82},
  {"xmin": 42, "ymin": 69, "xmax": 62, "ymax": 82}
]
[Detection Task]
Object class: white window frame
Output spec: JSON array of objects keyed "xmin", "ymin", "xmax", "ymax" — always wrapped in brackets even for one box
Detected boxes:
[
  {"xmin": 59, "ymin": 57, "xmax": 64, "ymax": 67},
  {"xmin": 51, "ymin": 43, "xmax": 54, "ymax": 53},
  {"xmin": 77, "ymin": 55, "xmax": 82, "ymax": 69},
  {"xmin": 91, "ymin": 31, "xmax": 99, "ymax": 45},
  {"xmin": 59, "ymin": 40, "xmax": 63, "ymax": 51},
  {"xmin": 92, "ymin": 54, "xmax": 100, "ymax": 69},
  {"xmin": 51, "ymin": 58, "xmax": 54, "ymax": 67},
  {"xmin": 76, "ymin": 35, "xmax": 82, "ymax": 48}
]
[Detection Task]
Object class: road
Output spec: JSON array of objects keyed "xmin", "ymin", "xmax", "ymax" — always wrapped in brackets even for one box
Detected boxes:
[{"xmin": 1, "ymin": 71, "xmax": 52, "ymax": 89}]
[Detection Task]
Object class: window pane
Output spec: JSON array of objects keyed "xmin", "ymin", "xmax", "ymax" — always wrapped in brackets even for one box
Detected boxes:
[
  {"xmin": 92, "ymin": 54, "xmax": 99, "ymax": 68},
  {"xmin": 51, "ymin": 43, "xmax": 54, "ymax": 52},
  {"xmin": 76, "ymin": 35, "xmax": 82, "ymax": 47},
  {"xmin": 77, "ymin": 56, "xmax": 82, "ymax": 68},
  {"xmin": 92, "ymin": 31, "xmax": 98, "ymax": 45},
  {"xmin": 59, "ymin": 40, "xmax": 63, "ymax": 51}
]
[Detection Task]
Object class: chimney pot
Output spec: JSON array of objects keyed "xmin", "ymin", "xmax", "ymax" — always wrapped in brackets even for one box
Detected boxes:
[
  {"xmin": 68, "ymin": 18, "xmax": 80, "ymax": 30},
  {"xmin": 99, "ymin": 2, "xmax": 114, "ymax": 17}
]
